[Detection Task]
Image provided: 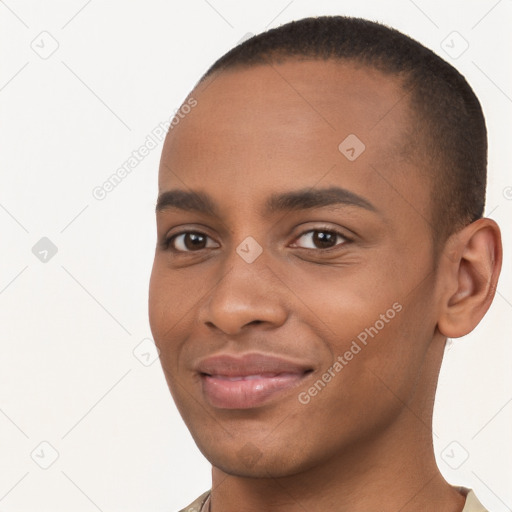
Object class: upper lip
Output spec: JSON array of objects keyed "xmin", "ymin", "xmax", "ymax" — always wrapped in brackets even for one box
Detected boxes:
[{"xmin": 196, "ymin": 352, "xmax": 313, "ymax": 377}]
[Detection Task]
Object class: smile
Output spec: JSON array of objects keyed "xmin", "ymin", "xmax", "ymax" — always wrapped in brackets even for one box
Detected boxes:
[
  {"xmin": 196, "ymin": 353, "xmax": 314, "ymax": 409},
  {"xmin": 201, "ymin": 373, "xmax": 310, "ymax": 409}
]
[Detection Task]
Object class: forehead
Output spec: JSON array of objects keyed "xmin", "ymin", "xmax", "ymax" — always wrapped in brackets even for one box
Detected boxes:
[
  {"xmin": 159, "ymin": 59, "xmax": 429, "ymax": 225},
  {"xmin": 164, "ymin": 59, "xmax": 408, "ymax": 156}
]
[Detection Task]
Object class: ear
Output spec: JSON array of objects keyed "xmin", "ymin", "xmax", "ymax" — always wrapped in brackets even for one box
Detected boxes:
[{"xmin": 437, "ymin": 218, "xmax": 502, "ymax": 338}]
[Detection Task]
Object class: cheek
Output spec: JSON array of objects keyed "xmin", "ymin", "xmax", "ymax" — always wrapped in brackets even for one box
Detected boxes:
[
  {"xmin": 148, "ymin": 265, "xmax": 169, "ymax": 341},
  {"xmin": 148, "ymin": 259, "xmax": 198, "ymax": 336},
  {"xmin": 148, "ymin": 267, "xmax": 192, "ymax": 412},
  {"xmin": 285, "ymin": 262, "xmax": 400, "ymax": 339},
  {"xmin": 288, "ymin": 256, "xmax": 436, "ymax": 392},
  {"xmin": 346, "ymin": 291, "xmax": 436, "ymax": 412},
  {"xmin": 148, "ymin": 262, "xmax": 189, "ymax": 372}
]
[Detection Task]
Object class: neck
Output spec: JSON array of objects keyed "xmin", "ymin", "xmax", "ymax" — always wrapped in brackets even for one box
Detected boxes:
[
  {"xmin": 209, "ymin": 336, "xmax": 466, "ymax": 512},
  {"xmin": 210, "ymin": 420, "xmax": 465, "ymax": 511}
]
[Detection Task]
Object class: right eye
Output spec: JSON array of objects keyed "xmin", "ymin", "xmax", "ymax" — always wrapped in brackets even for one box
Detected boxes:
[{"xmin": 164, "ymin": 231, "xmax": 220, "ymax": 252}]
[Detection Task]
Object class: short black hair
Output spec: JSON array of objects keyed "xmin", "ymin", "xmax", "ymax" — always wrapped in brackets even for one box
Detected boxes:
[{"xmin": 197, "ymin": 16, "xmax": 487, "ymax": 242}]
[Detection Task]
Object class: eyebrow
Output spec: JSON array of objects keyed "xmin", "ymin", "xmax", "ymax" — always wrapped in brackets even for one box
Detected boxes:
[{"xmin": 155, "ymin": 186, "xmax": 377, "ymax": 217}]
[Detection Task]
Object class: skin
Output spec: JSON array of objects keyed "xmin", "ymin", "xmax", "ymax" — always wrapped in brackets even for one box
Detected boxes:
[{"xmin": 148, "ymin": 60, "xmax": 502, "ymax": 511}]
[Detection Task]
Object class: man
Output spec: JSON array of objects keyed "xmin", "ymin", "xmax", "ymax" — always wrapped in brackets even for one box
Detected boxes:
[{"xmin": 148, "ymin": 16, "xmax": 502, "ymax": 512}]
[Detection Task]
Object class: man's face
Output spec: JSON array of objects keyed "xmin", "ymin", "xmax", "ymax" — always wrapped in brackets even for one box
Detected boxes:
[{"xmin": 149, "ymin": 60, "xmax": 442, "ymax": 477}]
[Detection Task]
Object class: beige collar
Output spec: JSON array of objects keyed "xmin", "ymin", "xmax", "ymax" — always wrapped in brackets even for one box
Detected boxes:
[{"xmin": 187, "ymin": 487, "xmax": 488, "ymax": 512}]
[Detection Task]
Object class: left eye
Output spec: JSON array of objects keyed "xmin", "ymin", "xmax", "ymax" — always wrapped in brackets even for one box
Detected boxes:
[{"xmin": 291, "ymin": 229, "xmax": 349, "ymax": 251}]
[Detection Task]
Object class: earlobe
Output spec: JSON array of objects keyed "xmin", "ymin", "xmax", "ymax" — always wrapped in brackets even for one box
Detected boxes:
[{"xmin": 437, "ymin": 218, "xmax": 502, "ymax": 339}]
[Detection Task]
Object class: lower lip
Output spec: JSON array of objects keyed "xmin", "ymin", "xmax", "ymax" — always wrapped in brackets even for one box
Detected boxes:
[{"xmin": 200, "ymin": 373, "xmax": 308, "ymax": 409}]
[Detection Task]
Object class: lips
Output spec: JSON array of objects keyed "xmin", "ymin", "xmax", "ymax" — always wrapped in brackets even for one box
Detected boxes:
[{"xmin": 196, "ymin": 353, "xmax": 313, "ymax": 409}]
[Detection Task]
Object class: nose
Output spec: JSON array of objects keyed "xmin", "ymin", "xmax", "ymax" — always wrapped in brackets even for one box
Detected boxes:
[{"xmin": 197, "ymin": 244, "xmax": 288, "ymax": 336}]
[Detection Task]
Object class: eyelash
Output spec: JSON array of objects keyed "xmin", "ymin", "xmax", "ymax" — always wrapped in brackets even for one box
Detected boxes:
[{"xmin": 162, "ymin": 226, "xmax": 353, "ymax": 254}]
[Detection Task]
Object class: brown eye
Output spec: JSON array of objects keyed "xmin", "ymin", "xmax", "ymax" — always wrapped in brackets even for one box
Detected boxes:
[
  {"xmin": 291, "ymin": 228, "xmax": 349, "ymax": 251},
  {"xmin": 166, "ymin": 232, "xmax": 219, "ymax": 252}
]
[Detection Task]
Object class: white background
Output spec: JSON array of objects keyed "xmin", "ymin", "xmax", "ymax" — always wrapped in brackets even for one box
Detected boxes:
[{"xmin": 0, "ymin": 1, "xmax": 510, "ymax": 510}]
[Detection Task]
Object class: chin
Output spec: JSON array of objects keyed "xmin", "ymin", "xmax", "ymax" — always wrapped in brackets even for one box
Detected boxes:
[{"xmin": 198, "ymin": 439, "xmax": 317, "ymax": 479}]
